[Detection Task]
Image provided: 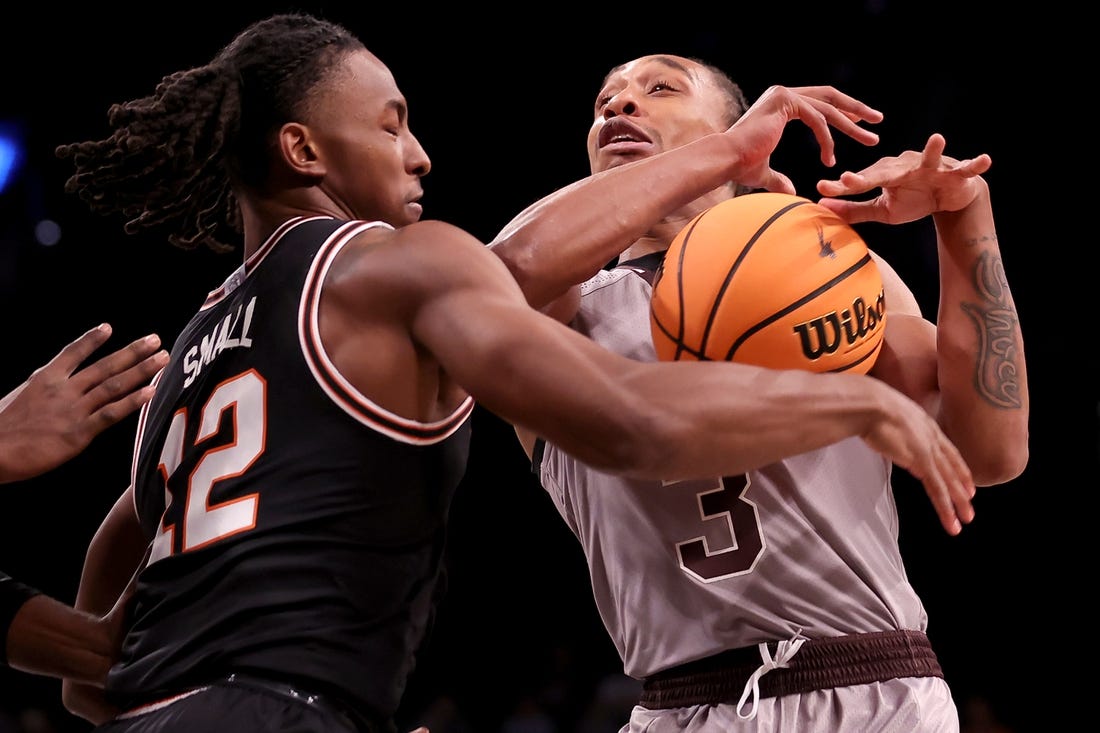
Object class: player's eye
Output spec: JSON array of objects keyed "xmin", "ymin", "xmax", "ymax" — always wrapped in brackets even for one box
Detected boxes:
[{"xmin": 649, "ymin": 79, "xmax": 678, "ymax": 94}]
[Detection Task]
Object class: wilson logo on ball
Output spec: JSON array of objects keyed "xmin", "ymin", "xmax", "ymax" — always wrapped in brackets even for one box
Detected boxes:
[
  {"xmin": 793, "ymin": 290, "xmax": 885, "ymax": 361},
  {"xmin": 650, "ymin": 192, "xmax": 887, "ymax": 374}
]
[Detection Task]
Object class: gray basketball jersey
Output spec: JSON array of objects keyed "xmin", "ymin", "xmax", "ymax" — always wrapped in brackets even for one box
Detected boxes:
[{"xmin": 537, "ymin": 263, "xmax": 928, "ymax": 679}]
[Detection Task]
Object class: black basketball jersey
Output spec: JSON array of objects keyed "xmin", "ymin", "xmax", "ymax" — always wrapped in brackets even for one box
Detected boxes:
[{"xmin": 109, "ymin": 217, "xmax": 474, "ymax": 724}]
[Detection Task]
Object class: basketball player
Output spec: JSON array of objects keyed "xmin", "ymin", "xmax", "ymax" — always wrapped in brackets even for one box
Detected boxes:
[
  {"xmin": 488, "ymin": 55, "xmax": 1030, "ymax": 731},
  {"xmin": 2, "ymin": 323, "xmax": 166, "ymax": 684},
  {"xmin": 54, "ymin": 17, "xmax": 975, "ymax": 733}
]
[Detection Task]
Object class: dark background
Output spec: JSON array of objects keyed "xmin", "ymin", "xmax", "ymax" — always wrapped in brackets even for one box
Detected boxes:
[{"xmin": 0, "ymin": 2, "xmax": 1092, "ymax": 732}]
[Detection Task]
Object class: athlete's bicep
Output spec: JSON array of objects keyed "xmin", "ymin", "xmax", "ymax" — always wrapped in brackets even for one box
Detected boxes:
[
  {"xmin": 866, "ymin": 251, "xmax": 938, "ymax": 410},
  {"xmin": 408, "ymin": 233, "xmax": 647, "ymax": 464},
  {"xmin": 870, "ymin": 250, "xmax": 921, "ymax": 318},
  {"xmin": 870, "ymin": 313, "xmax": 939, "ymax": 415},
  {"xmin": 411, "ymin": 250, "xmax": 596, "ymax": 425}
]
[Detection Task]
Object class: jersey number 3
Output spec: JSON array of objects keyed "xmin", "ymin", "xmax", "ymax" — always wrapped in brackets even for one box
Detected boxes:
[{"xmin": 677, "ymin": 474, "xmax": 765, "ymax": 582}]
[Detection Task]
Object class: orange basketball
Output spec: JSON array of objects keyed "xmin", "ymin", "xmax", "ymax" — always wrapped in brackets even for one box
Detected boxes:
[{"xmin": 650, "ymin": 192, "xmax": 886, "ymax": 374}]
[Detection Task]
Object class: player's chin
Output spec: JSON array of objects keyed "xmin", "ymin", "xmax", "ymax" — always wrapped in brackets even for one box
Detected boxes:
[
  {"xmin": 398, "ymin": 201, "xmax": 423, "ymax": 225},
  {"xmin": 595, "ymin": 152, "xmax": 645, "ymax": 173}
]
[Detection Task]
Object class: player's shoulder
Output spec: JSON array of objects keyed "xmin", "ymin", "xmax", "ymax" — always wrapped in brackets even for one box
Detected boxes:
[
  {"xmin": 344, "ymin": 219, "xmax": 482, "ymax": 261},
  {"xmin": 335, "ymin": 218, "xmax": 492, "ymax": 293},
  {"xmin": 391, "ymin": 219, "xmax": 480, "ymax": 245}
]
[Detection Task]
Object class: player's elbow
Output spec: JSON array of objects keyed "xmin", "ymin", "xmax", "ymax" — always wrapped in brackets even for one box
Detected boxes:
[
  {"xmin": 489, "ymin": 238, "xmax": 541, "ymax": 304},
  {"xmin": 972, "ymin": 447, "xmax": 1029, "ymax": 488},
  {"xmin": 490, "ymin": 237, "xmax": 575, "ymax": 311},
  {"xmin": 969, "ymin": 427, "xmax": 1029, "ymax": 487}
]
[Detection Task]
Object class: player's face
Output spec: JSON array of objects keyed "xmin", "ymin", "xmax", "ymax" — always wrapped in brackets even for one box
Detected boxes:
[
  {"xmin": 588, "ymin": 55, "xmax": 730, "ymax": 174},
  {"xmin": 308, "ymin": 50, "xmax": 431, "ymax": 227}
]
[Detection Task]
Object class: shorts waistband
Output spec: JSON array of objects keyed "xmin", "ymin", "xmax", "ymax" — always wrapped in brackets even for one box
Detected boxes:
[
  {"xmin": 639, "ymin": 629, "xmax": 943, "ymax": 710},
  {"xmin": 218, "ymin": 673, "xmax": 381, "ymax": 732}
]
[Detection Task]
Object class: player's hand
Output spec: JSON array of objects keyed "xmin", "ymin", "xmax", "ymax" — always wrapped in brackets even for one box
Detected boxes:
[
  {"xmin": 815, "ymin": 133, "xmax": 992, "ymax": 224},
  {"xmin": 0, "ymin": 323, "xmax": 169, "ymax": 483},
  {"xmin": 97, "ymin": 544, "xmax": 151, "ymax": 683},
  {"xmin": 725, "ymin": 84, "xmax": 883, "ymax": 194},
  {"xmin": 860, "ymin": 380, "xmax": 976, "ymax": 536}
]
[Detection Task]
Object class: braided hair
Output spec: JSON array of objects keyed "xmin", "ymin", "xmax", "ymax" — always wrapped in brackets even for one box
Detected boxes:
[{"xmin": 55, "ymin": 13, "xmax": 364, "ymax": 253}]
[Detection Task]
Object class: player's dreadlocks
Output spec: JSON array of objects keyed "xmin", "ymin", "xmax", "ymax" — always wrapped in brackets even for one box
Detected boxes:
[{"xmin": 55, "ymin": 13, "xmax": 363, "ymax": 253}]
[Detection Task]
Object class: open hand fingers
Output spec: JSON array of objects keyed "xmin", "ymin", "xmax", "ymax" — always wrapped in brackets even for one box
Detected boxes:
[
  {"xmin": 78, "ymin": 345, "xmax": 169, "ymax": 430},
  {"xmin": 943, "ymin": 437, "xmax": 977, "ymax": 526},
  {"xmin": 794, "ymin": 87, "xmax": 881, "ymax": 165},
  {"xmin": 905, "ymin": 434, "xmax": 976, "ymax": 536},
  {"xmin": 71, "ymin": 333, "xmax": 165, "ymax": 395},
  {"xmin": 757, "ymin": 170, "xmax": 797, "ymax": 196},
  {"xmin": 805, "ymin": 95, "xmax": 881, "ymax": 148},
  {"xmin": 816, "ymin": 169, "xmax": 874, "ymax": 197},
  {"xmin": 867, "ymin": 395, "xmax": 975, "ymax": 536},
  {"xmin": 955, "ymin": 154, "xmax": 993, "ymax": 177},
  {"xmin": 814, "ymin": 170, "xmax": 889, "ymax": 224},
  {"xmin": 44, "ymin": 323, "xmax": 115, "ymax": 379},
  {"xmin": 794, "ymin": 97, "xmax": 881, "ymax": 167},
  {"xmin": 814, "ymin": 195, "xmax": 880, "ymax": 225},
  {"xmin": 790, "ymin": 86, "xmax": 884, "ymax": 125},
  {"xmin": 919, "ymin": 133, "xmax": 948, "ymax": 167}
]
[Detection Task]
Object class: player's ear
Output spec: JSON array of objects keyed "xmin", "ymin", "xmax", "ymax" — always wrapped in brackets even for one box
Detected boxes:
[{"xmin": 278, "ymin": 122, "xmax": 324, "ymax": 179}]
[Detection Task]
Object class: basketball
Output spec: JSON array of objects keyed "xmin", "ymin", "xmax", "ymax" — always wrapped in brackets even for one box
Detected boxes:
[{"xmin": 650, "ymin": 192, "xmax": 886, "ymax": 374}]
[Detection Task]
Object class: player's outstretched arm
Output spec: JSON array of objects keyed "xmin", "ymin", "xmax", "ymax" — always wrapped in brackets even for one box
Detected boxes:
[
  {"xmin": 0, "ymin": 324, "xmax": 169, "ymax": 484},
  {"xmin": 817, "ymin": 134, "xmax": 1029, "ymax": 486},
  {"xmin": 490, "ymin": 85, "xmax": 881, "ymax": 311},
  {"xmin": 5, "ymin": 561, "xmax": 138, "ymax": 686},
  {"xmin": 391, "ymin": 224, "xmax": 976, "ymax": 535}
]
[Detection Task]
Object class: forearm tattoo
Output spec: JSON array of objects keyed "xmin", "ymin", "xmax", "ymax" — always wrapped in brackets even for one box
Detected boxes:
[{"xmin": 961, "ymin": 248, "xmax": 1022, "ymax": 408}]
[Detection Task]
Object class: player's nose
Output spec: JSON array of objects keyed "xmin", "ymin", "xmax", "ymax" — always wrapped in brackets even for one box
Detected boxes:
[{"xmin": 603, "ymin": 90, "xmax": 640, "ymax": 118}]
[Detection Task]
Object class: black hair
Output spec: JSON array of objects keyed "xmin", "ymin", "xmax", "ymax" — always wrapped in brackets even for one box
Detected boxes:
[
  {"xmin": 599, "ymin": 55, "xmax": 750, "ymax": 129},
  {"xmin": 689, "ymin": 57, "xmax": 750, "ymax": 129},
  {"xmin": 690, "ymin": 58, "xmax": 753, "ymax": 196},
  {"xmin": 55, "ymin": 12, "xmax": 363, "ymax": 252}
]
